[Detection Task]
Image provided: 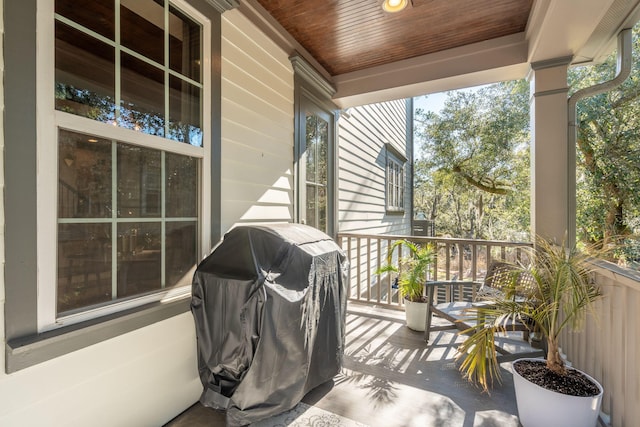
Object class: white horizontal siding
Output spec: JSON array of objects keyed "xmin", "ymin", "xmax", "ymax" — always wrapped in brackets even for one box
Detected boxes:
[
  {"xmin": 221, "ymin": 9, "xmax": 294, "ymax": 234},
  {"xmin": 223, "ymin": 98, "xmax": 291, "ymax": 144},
  {"xmin": 0, "ymin": 313, "xmax": 200, "ymax": 427},
  {"xmin": 338, "ymin": 99, "xmax": 411, "ymax": 235}
]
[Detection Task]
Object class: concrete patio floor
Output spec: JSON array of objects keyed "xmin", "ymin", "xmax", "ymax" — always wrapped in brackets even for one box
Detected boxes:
[{"xmin": 165, "ymin": 303, "xmax": 538, "ymax": 427}]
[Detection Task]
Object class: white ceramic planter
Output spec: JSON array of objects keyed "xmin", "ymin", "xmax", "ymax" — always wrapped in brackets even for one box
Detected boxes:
[
  {"xmin": 404, "ymin": 298, "xmax": 428, "ymax": 331},
  {"xmin": 513, "ymin": 358, "xmax": 603, "ymax": 427}
]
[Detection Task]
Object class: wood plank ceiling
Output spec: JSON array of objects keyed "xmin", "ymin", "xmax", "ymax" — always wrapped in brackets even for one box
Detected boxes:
[{"xmin": 256, "ymin": 0, "xmax": 533, "ymax": 76}]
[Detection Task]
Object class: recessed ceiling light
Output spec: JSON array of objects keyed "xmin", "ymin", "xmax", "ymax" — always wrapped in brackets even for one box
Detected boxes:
[
  {"xmin": 382, "ymin": 0, "xmax": 408, "ymax": 13},
  {"xmin": 88, "ymin": 138, "xmax": 98, "ymax": 143}
]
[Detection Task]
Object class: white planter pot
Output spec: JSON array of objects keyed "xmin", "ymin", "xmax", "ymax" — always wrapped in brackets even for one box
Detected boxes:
[
  {"xmin": 513, "ymin": 358, "xmax": 603, "ymax": 427},
  {"xmin": 404, "ymin": 298, "xmax": 428, "ymax": 331}
]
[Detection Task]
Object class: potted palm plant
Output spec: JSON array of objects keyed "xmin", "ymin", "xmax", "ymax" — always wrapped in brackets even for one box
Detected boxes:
[
  {"xmin": 376, "ymin": 239, "xmax": 435, "ymax": 331},
  {"xmin": 457, "ymin": 237, "xmax": 604, "ymax": 427}
]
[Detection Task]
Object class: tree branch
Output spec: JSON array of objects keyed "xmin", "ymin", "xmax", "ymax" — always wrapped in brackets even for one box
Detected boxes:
[{"xmin": 452, "ymin": 165, "xmax": 510, "ymax": 195}]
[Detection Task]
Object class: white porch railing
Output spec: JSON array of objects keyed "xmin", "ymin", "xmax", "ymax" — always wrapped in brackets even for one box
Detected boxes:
[{"xmin": 336, "ymin": 233, "xmax": 532, "ymax": 309}]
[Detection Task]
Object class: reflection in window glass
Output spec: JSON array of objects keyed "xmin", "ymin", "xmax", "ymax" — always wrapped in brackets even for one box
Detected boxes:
[
  {"xmin": 306, "ymin": 183, "xmax": 316, "ymax": 230},
  {"xmin": 55, "ymin": 22, "xmax": 116, "ymax": 122},
  {"xmin": 305, "ymin": 112, "xmax": 329, "ymax": 233},
  {"xmin": 58, "ymin": 130, "xmax": 112, "ymax": 219},
  {"xmin": 318, "ymin": 121, "xmax": 328, "ymax": 183},
  {"xmin": 56, "ymin": 129, "xmax": 199, "ymax": 315},
  {"xmin": 117, "ymin": 144, "xmax": 161, "ymax": 218},
  {"xmin": 168, "ymin": 75, "xmax": 202, "ymax": 146},
  {"xmin": 166, "ymin": 153, "xmax": 197, "ymax": 217},
  {"xmin": 306, "ymin": 114, "xmax": 317, "ymax": 182},
  {"xmin": 117, "ymin": 222, "xmax": 162, "ymax": 298},
  {"xmin": 120, "ymin": 0, "xmax": 165, "ymax": 65},
  {"xmin": 169, "ymin": 5, "xmax": 201, "ymax": 82},
  {"xmin": 54, "ymin": 0, "xmax": 203, "ymax": 147},
  {"xmin": 120, "ymin": 53, "xmax": 165, "ymax": 136},
  {"xmin": 166, "ymin": 222, "xmax": 196, "ymax": 287},
  {"xmin": 318, "ymin": 186, "xmax": 327, "ymax": 232},
  {"xmin": 57, "ymin": 223, "xmax": 112, "ymax": 313},
  {"xmin": 55, "ymin": 0, "xmax": 115, "ymax": 41}
]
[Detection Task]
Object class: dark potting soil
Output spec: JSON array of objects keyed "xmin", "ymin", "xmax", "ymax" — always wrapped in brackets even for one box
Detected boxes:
[{"xmin": 513, "ymin": 360, "xmax": 600, "ymax": 397}]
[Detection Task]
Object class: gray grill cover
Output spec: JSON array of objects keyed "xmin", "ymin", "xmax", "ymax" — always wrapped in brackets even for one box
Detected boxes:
[{"xmin": 191, "ymin": 223, "xmax": 348, "ymax": 426}]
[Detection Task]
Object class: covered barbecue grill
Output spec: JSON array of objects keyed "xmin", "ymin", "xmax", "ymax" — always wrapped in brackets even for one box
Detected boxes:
[{"xmin": 191, "ymin": 223, "xmax": 348, "ymax": 426}]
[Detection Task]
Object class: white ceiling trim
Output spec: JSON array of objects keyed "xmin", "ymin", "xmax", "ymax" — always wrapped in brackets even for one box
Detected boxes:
[
  {"xmin": 332, "ymin": 33, "xmax": 529, "ymax": 108},
  {"xmin": 332, "ymin": 64, "xmax": 529, "ymax": 109},
  {"xmin": 525, "ymin": 0, "xmax": 640, "ymax": 69}
]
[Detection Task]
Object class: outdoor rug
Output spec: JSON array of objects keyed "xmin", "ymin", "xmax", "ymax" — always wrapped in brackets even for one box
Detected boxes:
[{"xmin": 251, "ymin": 402, "xmax": 369, "ymax": 427}]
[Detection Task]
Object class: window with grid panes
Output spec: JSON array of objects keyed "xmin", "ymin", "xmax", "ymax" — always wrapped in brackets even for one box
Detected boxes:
[
  {"xmin": 50, "ymin": 0, "xmax": 208, "ymax": 320},
  {"xmin": 387, "ymin": 155, "xmax": 405, "ymax": 212},
  {"xmin": 304, "ymin": 111, "xmax": 329, "ymax": 233}
]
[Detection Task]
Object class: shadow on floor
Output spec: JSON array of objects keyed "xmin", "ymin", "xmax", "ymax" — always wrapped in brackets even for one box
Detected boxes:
[{"xmin": 165, "ymin": 304, "xmax": 532, "ymax": 426}]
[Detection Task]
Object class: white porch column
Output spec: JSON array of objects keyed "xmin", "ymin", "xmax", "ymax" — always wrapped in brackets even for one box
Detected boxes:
[{"xmin": 529, "ymin": 57, "xmax": 572, "ymax": 243}]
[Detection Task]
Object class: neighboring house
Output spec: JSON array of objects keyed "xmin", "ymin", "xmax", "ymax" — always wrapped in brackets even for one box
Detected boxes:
[
  {"xmin": 0, "ymin": 2, "xmax": 412, "ymax": 425},
  {"xmin": 338, "ymin": 100, "xmax": 413, "ymax": 236}
]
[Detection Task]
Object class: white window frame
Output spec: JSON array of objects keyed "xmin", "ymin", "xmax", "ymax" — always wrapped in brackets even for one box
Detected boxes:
[
  {"xmin": 36, "ymin": 0, "xmax": 211, "ymax": 332},
  {"xmin": 385, "ymin": 143, "xmax": 406, "ymax": 213}
]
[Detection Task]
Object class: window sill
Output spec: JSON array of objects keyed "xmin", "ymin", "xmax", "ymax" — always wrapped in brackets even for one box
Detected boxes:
[
  {"xmin": 386, "ymin": 208, "xmax": 405, "ymax": 215},
  {"xmin": 5, "ymin": 296, "xmax": 191, "ymax": 373}
]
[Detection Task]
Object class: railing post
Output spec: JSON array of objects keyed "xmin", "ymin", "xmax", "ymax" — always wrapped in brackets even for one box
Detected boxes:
[
  {"xmin": 356, "ymin": 237, "xmax": 362, "ymax": 301},
  {"xmin": 366, "ymin": 237, "xmax": 371, "ymax": 302},
  {"xmin": 396, "ymin": 239, "xmax": 403, "ymax": 308},
  {"xmin": 376, "ymin": 238, "xmax": 381, "ymax": 304},
  {"xmin": 471, "ymin": 242, "xmax": 478, "ymax": 300},
  {"xmin": 457, "ymin": 243, "xmax": 464, "ymax": 279},
  {"xmin": 445, "ymin": 243, "xmax": 451, "ymax": 279},
  {"xmin": 386, "ymin": 237, "xmax": 393, "ymax": 306}
]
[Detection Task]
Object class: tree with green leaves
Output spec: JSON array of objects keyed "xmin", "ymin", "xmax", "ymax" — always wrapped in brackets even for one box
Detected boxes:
[
  {"xmin": 571, "ymin": 26, "xmax": 640, "ymax": 261},
  {"xmin": 414, "ymin": 80, "xmax": 530, "ymax": 240},
  {"xmin": 416, "ymin": 26, "xmax": 640, "ymax": 264}
]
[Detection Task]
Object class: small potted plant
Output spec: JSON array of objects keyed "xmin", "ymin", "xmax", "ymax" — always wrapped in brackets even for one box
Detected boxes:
[
  {"xmin": 457, "ymin": 236, "xmax": 604, "ymax": 427},
  {"xmin": 376, "ymin": 239, "xmax": 435, "ymax": 331}
]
